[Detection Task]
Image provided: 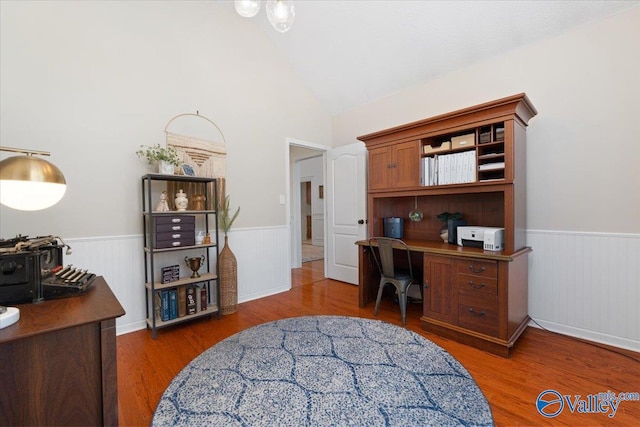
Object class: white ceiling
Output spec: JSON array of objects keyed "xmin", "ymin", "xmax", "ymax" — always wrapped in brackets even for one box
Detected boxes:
[{"xmin": 231, "ymin": 0, "xmax": 639, "ymax": 115}]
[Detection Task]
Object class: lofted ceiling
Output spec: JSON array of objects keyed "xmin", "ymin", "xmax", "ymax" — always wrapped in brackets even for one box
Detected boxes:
[{"xmin": 228, "ymin": 0, "xmax": 639, "ymax": 115}]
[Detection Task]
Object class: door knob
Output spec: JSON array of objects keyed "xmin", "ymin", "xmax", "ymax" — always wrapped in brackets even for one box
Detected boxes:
[{"xmin": 357, "ymin": 219, "xmax": 365, "ymax": 224}]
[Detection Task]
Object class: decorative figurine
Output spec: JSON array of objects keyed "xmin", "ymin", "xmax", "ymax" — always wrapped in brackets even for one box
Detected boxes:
[
  {"xmin": 175, "ymin": 189, "xmax": 188, "ymax": 211},
  {"xmin": 156, "ymin": 191, "xmax": 171, "ymax": 211},
  {"xmin": 190, "ymin": 194, "xmax": 205, "ymax": 211}
]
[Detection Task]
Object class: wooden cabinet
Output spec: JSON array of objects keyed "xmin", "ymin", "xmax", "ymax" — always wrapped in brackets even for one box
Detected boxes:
[
  {"xmin": 424, "ymin": 255, "xmax": 500, "ymax": 337},
  {"xmin": 0, "ymin": 277, "xmax": 124, "ymax": 426},
  {"xmin": 422, "ymin": 254, "xmax": 456, "ymax": 324},
  {"xmin": 357, "ymin": 94, "xmax": 537, "ymax": 356},
  {"xmin": 421, "ymin": 250, "xmax": 529, "ymax": 356},
  {"xmin": 368, "ymin": 140, "xmax": 420, "ymax": 190},
  {"xmin": 141, "ymin": 174, "xmax": 220, "ymax": 339}
]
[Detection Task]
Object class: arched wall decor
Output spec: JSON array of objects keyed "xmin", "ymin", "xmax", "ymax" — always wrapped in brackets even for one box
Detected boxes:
[{"xmin": 164, "ymin": 112, "xmax": 226, "ymax": 210}]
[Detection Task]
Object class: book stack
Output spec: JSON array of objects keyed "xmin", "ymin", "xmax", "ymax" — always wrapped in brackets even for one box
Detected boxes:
[
  {"xmin": 422, "ymin": 150, "xmax": 476, "ymax": 186},
  {"xmin": 158, "ymin": 285, "xmax": 208, "ymax": 321}
]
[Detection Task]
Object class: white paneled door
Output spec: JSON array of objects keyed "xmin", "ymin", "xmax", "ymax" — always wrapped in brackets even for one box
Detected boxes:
[{"xmin": 326, "ymin": 142, "xmax": 367, "ymax": 284}]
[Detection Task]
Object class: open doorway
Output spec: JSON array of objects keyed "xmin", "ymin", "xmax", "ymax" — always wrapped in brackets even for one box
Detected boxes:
[
  {"xmin": 289, "ymin": 142, "xmax": 326, "ymax": 270},
  {"xmin": 301, "ymin": 180, "xmax": 325, "ymax": 264}
]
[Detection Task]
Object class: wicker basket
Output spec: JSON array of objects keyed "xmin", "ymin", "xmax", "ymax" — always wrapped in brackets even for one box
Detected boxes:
[{"xmin": 219, "ymin": 236, "xmax": 238, "ymax": 314}]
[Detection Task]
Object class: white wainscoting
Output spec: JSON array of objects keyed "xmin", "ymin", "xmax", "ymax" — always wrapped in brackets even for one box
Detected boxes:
[
  {"xmin": 527, "ymin": 230, "xmax": 640, "ymax": 352},
  {"xmin": 65, "ymin": 226, "xmax": 291, "ymax": 336},
  {"xmin": 65, "ymin": 227, "xmax": 639, "ymax": 351}
]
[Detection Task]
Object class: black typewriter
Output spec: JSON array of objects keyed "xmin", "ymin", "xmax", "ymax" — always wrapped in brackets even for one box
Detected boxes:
[{"xmin": 0, "ymin": 235, "xmax": 97, "ymax": 305}]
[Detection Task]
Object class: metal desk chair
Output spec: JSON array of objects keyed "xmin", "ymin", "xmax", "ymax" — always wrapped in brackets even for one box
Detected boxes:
[{"xmin": 368, "ymin": 237, "xmax": 421, "ymax": 325}]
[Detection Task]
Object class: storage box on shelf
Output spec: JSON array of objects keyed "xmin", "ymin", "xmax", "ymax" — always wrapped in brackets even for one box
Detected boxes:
[
  {"xmin": 141, "ymin": 174, "xmax": 220, "ymax": 339},
  {"xmin": 356, "ymin": 93, "xmax": 537, "ymax": 356}
]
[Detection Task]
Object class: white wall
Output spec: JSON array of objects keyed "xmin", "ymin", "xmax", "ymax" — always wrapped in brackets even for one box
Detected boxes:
[
  {"xmin": 332, "ymin": 7, "xmax": 640, "ymax": 350},
  {"xmin": 0, "ymin": 1, "xmax": 331, "ymax": 236},
  {"xmin": 333, "ymin": 6, "xmax": 640, "ymax": 234},
  {"xmin": 0, "ymin": 1, "xmax": 330, "ymax": 333}
]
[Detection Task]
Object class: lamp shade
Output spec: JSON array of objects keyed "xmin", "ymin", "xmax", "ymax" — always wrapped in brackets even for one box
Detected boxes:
[{"xmin": 0, "ymin": 154, "xmax": 67, "ymax": 210}]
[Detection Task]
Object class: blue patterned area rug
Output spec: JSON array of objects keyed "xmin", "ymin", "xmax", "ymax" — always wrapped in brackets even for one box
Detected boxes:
[{"xmin": 153, "ymin": 316, "xmax": 493, "ymax": 426}]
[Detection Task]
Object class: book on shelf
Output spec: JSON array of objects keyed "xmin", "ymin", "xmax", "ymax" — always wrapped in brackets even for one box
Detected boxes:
[
  {"xmin": 168, "ymin": 289, "xmax": 178, "ymax": 320},
  {"xmin": 186, "ymin": 286, "xmax": 197, "ymax": 315},
  {"xmin": 178, "ymin": 286, "xmax": 186, "ymax": 317},
  {"xmin": 160, "ymin": 290, "xmax": 170, "ymax": 321},
  {"xmin": 155, "ymin": 292, "xmax": 162, "ymax": 321},
  {"xmin": 200, "ymin": 287, "xmax": 208, "ymax": 311}
]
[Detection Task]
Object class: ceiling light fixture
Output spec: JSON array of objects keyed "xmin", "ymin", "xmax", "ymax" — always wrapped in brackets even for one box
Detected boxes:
[
  {"xmin": 0, "ymin": 146, "xmax": 67, "ymax": 211},
  {"xmin": 234, "ymin": 0, "xmax": 261, "ymax": 18},
  {"xmin": 234, "ymin": 0, "xmax": 295, "ymax": 33}
]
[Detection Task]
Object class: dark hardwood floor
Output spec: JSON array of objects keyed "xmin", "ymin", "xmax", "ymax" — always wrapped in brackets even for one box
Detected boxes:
[{"xmin": 117, "ymin": 260, "xmax": 640, "ymax": 426}]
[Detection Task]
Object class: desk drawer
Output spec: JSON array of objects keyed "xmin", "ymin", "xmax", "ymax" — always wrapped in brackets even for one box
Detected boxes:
[
  {"xmin": 457, "ymin": 259, "xmax": 497, "ymax": 279},
  {"xmin": 458, "ymin": 290, "xmax": 498, "ymax": 336},
  {"xmin": 154, "ymin": 215, "xmax": 195, "ymax": 225},
  {"xmin": 155, "ymin": 222, "xmax": 196, "ymax": 233},
  {"xmin": 155, "ymin": 235, "xmax": 195, "ymax": 249},
  {"xmin": 457, "ymin": 274, "xmax": 497, "ymax": 296}
]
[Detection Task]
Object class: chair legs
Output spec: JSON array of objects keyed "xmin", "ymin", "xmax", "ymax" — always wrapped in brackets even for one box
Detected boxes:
[
  {"xmin": 399, "ymin": 290, "xmax": 408, "ymax": 325},
  {"xmin": 374, "ymin": 280, "xmax": 412, "ymax": 325},
  {"xmin": 374, "ymin": 278, "xmax": 386, "ymax": 316}
]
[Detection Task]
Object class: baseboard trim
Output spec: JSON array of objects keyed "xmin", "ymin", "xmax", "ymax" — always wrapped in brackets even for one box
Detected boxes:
[{"xmin": 529, "ymin": 318, "xmax": 640, "ymax": 353}]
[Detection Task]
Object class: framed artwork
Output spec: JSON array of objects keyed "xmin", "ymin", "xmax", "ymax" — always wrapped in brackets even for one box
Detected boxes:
[{"xmin": 182, "ymin": 164, "xmax": 195, "ymax": 176}]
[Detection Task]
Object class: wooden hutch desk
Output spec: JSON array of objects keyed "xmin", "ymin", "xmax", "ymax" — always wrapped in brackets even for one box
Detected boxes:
[
  {"xmin": 356, "ymin": 94, "xmax": 537, "ymax": 357},
  {"xmin": 0, "ymin": 277, "xmax": 125, "ymax": 426}
]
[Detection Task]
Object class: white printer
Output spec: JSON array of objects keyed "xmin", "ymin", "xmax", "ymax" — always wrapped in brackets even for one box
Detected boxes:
[{"xmin": 457, "ymin": 226, "xmax": 505, "ymax": 251}]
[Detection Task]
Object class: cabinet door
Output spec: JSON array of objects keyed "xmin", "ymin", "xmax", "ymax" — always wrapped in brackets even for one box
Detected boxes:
[
  {"xmin": 393, "ymin": 140, "xmax": 420, "ymax": 188},
  {"xmin": 368, "ymin": 146, "xmax": 391, "ymax": 190},
  {"xmin": 423, "ymin": 254, "xmax": 456, "ymax": 323}
]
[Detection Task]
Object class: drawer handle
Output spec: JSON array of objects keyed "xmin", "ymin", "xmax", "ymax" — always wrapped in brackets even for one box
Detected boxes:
[
  {"xmin": 172, "ymin": 242, "xmax": 182, "ymax": 247},
  {"xmin": 468, "ymin": 308, "xmax": 486, "ymax": 317},
  {"xmin": 468, "ymin": 281, "xmax": 485, "ymax": 290},
  {"xmin": 468, "ymin": 264, "xmax": 486, "ymax": 274},
  {"xmin": 172, "ymin": 234, "xmax": 181, "ymax": 239},
  {"xmin": 171, "ymin": 226, "xmax": 182, "ymax": 230},
  {"xmin": 171, "ymin": 218, "xmax": 182, "ymax": 223}
]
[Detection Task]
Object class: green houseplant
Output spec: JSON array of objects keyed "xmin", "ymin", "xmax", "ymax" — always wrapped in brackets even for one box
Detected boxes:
[
  {"xmin": 437, "ymin": 211, "xmax": 463, "ymax": 243},
  {"xmin": 136, "ymin": 144, "xmax": 181, "ymax": 174},
  {"xmin": 218, "ymin": 196, "xmax": 240, "ymax": 315},
  {"xmin": 219, "ymin": 196, "xmax": 240, "ymax": 236}
]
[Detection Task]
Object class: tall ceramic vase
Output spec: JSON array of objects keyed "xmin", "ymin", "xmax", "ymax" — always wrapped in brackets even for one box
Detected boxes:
[{"xmin": 219, "ymin": 236, "xmax": 238, "ymax": 314}]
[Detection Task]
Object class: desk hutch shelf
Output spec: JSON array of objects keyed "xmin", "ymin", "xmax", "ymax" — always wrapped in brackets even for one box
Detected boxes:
[{"xmin": 356, "ymin": 94, "xmax": 537, "ymax": 357}]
